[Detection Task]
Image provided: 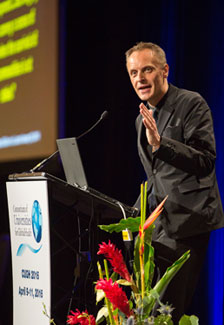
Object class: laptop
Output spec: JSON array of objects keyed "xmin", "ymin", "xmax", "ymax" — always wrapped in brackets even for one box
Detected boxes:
[
  {"xmin": 56, "ymin": 137, "xmax": 88, "ymax": 189},
  {"xmin": 56, "ymin": 137, "xmax": 138, "ymax": 218}
]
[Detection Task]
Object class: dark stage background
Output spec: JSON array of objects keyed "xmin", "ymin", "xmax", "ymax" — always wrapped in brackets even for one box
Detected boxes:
[{"xmin": 0, "ymin": 1, "xmax": 224, "ymax": 324}]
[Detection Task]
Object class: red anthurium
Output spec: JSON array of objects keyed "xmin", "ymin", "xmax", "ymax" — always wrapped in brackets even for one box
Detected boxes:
[
  {"xmin": 97, "ymin": 240, "xmax": 132, "ymax": 282},
  {"xmin": 96, "ymin": 278, "xmax": 132, "ymax": 317}
]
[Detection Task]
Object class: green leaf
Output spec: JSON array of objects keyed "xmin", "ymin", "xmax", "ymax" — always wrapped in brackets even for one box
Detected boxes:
[
  {"xmin": 144, "ymin": 224, "xmax": 154, "ymax": 245},
  {"xmin": 153, "ymin": 250, "xmax": 190, "ymax": 293},
  {"xmin": 134, "ymin": 271, "xmax": 140, "ymax": 293},
  {"xmin": 143, "ymin": 250, "xmax": 191, "ymax": 315},
  {"xmin": 98, "ymin": 217, "xmax": 141, "ymax": 233},
  {"xmin": 179, "ymin": 315, "xmax": 199, "ymax": 325},
  {"xmin": 116, "ymin": 279, "xmax": 132, "ymax": 286},
  {"xmin": 133, "ymin": 225, "xmax": 155, "ymax": 293},
  {"xmin": 142, "ymin": 295, "xmax": 156, "ymax": 315},
  {"xmin": 133, "ymin": 232, "xmax": 155, "ymax": 293},
  {"xmin": 96, "ymin": 306, "xmax": 108, "ymax": 324},
  {"xmin": 145, "ymin": 244, "xmax": 155, "ymax": 290},
  {"xmin": 144, "ymin": 225, "xmax": 155, "ymax": 291},
  {"xmin": 148, "ymin": 288, "xmax": 160, "ymax": 301},
  {"xmin": 111, "ymin": 272, "xmax": 118, "ymax": 282},
  {"xmin": 113, "ymin": 308, "xmax": 119, "ymax": 316},
  {"xmin": 154, "ymin": 314, "xmax": 173, "ymax": 324},
  {"xmin": 133, "ymin": 235, "xmax": 141, "ymax": 289}
]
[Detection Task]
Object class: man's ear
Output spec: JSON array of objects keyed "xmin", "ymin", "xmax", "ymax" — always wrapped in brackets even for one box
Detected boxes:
[{"xmin": 163, "ymin": 64, "xmax": 169, "ymax": 78}]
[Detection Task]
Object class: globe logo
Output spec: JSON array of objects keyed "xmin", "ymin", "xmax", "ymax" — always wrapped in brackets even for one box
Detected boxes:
[{"xmin": 31, "ymin": 200, "xmax": 42, "ymax": 243}]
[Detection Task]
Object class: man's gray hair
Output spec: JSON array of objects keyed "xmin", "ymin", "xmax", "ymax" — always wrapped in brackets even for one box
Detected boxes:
[{"xmin": 125, "ymin": 42, "xmax": 167, "ymax": 66}]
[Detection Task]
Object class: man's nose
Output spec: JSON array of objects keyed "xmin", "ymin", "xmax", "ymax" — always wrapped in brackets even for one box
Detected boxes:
[{"xmin": 136, "ymin": 71, "xmax": 145, "ymax": 82}]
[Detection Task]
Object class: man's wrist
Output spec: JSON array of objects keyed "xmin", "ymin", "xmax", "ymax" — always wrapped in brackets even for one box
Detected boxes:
[
  {"xmin": 152, "ymin": 145, "xmax": 160, "ymax": 152},
  {"xmin": 152, "ymin": 135, "xmax": 161, "ymax": 152}
]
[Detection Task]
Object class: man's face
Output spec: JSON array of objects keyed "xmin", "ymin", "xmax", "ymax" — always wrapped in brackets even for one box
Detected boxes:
[{"xmin": 127, "ymin": 49, "xmax": 169, "ymax": 106}]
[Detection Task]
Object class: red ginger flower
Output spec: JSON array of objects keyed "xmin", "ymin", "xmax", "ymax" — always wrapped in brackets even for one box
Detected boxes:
[
  {"xmin": 67, "ymin": 309, "xmax": 96, "ymax": 325},
  {"xmin": 96, "ymin": 278, "xmax": 132, "ymax": 317},
  {"xmin": 97, "ymin": 240, "xmax": 131, "ymax": 282}
]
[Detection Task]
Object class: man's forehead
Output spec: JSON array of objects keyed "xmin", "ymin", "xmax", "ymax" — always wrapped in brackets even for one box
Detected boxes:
[
  {"xmin": 127, "ymin": 49, "xmax": 158, "ymax": 68},
  {"xmin": 129, "ymin": 48, "xmax": 154, "ymax": 59}
]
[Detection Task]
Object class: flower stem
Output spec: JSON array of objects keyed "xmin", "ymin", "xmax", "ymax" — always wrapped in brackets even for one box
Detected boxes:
[
  {"xmin": 140, "ymin": 183, "xmax": 144, "ymax": 229},
  {"xmin": 143, "ymin": 181, "xmax": 147, "ymax": 226},
  {"xmin": 97, "ymin": 261, "xmax": 104, "ymax": 281},
  {"xmin": 139, "ymin": 234, "xmax": 145, "ymax": 300},
  {"xmin": 103, "ymin": 260, "xmax": 116, "ymax": 325},
  {"xmin": 104, "ymin": 259, "xmax": 110, "ymax": 279},
  {"xmin": 139, "ymin": 182, "xmax": 147, "ymax": 300}
]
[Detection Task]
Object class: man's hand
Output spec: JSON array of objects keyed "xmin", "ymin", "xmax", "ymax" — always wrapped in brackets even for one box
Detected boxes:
[{"xmin": 139, "ymin": 102, "xmax": 160, "ymax": 151}]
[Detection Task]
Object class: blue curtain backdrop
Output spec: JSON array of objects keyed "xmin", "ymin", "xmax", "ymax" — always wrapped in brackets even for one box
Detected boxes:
[
  {"xmin": 64, "ymin": 1, "xmax": 224, "ymax": 323},
  {"xmin": 205, "ymin": 3, "xmax": 224, "ymax": 324},
  {"xmin": 159, "ymin": 2, "xmax": 224, "ymax": 324}
]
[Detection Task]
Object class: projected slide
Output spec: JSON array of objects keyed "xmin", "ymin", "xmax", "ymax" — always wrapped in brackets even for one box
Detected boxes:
[{"xmin": 0, "ymin": 0, "xmax": 58, "ymax": 162}]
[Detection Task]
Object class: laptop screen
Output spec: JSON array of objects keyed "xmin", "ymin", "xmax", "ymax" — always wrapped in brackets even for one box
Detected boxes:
[{"xmin": 56, "ymin": 137, "xmax": 88, "ymax": 188}]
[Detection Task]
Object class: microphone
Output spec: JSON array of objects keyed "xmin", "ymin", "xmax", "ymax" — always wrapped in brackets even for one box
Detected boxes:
[
  {"xmin": 76, "ymin": 110, "xmax": 108, "ymax": 140},
  {"xmin": 30, "ymin": 150, "xmax": 59, "ymax": 173},
  {"xmin": 30, "ymin": 110, "xmax": 109, "ymax": 173}
]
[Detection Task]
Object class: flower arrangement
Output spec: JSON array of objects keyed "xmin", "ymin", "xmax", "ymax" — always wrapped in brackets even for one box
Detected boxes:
[{"xmin": 47, "ymin": 182, "xmax": 199, "ymax": 324}]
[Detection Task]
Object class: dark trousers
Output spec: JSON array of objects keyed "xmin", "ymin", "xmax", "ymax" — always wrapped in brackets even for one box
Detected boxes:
[{"xmin": 151, "ymin": 232, "xmax": 210, "ymax": 324}]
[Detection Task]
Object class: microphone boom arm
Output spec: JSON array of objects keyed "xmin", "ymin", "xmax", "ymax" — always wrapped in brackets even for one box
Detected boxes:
[{"xmin": 29, "ymin": 110, "xmax": 108, "ymax": 173}]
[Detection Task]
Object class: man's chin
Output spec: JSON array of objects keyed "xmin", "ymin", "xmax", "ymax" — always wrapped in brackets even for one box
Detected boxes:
[
  {"xmin": 137, "ymin": 90, "xmax": 152, "ymax": 102},
  {"xmin": 139, "ymin": 94, "xmax": 151, "ymax": 102}
]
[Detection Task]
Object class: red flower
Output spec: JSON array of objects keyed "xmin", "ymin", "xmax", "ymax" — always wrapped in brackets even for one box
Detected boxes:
[
  {"xmin": 67, "ymin": 309, "xmax": 96, "ymax": 325},
  {"xmin": 97, "ymin": 241, "xmax": 131, "ymax": 282},
  {"xmin": 96, "ymin": 278, "xmax": 132, "ymax": 317}
]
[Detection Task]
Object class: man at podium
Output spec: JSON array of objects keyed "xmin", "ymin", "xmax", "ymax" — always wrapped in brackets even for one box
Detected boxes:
[{"xmin": 125, "ymin": 41, "xmax": 224, "ymax": 323}]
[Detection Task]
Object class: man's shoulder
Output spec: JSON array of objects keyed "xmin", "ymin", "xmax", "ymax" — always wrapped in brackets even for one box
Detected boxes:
[
  {"xmin": 167, "ymin": 84, "xmax": 210, "ymax": 116},
  {"xmin": 169, "ymin": 84, "xmax": 204, "ymax": 103}
]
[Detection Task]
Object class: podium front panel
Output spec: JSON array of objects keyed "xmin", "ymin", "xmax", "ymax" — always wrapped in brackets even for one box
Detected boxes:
[{"xmin": 7, "ymin": 180, "xmax": 51, "ymax": 325}]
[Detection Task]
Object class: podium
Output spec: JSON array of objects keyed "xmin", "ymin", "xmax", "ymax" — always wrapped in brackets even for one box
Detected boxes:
[{"xmin": 6, "ymin": 172, "xmax": 138, "ymax": 325}]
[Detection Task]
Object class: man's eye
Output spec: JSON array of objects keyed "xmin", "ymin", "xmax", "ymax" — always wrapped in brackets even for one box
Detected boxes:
[
  {"xmin": 145, "ymin": 67, "xmax": 153, "ymax": 72},
  {"xmin": 131, "ymin": 71, "xmax": 137, "ymax": 77}
]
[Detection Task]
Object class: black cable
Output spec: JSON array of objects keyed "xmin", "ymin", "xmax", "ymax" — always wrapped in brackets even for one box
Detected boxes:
[{"xmin": 84, "ymin": 196, "xmax": 94, "ymax": 310}]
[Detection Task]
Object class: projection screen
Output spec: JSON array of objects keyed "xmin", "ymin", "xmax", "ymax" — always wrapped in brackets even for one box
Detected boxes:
[{"xmin": 0, "ymin": 0, "xmax": 58, "ymax": 162}]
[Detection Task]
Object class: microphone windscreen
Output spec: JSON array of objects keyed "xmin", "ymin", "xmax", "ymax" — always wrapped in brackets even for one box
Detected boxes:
[{"xmin": 101, "ymin": 110, "xmax": 109, "ymax": 120}]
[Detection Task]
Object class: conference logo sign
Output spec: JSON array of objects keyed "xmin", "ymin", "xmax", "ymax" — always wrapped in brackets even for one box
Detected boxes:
[
  {"xmin": 16, "ymin": 200, "xmax": 43, "ymax": 256},
  {"xmin": 32, "ymin": 200, "xmax": 42, "ymax": 243}
]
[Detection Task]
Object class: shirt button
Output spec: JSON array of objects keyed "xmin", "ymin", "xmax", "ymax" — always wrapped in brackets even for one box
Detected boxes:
[{"xmin": 152, "ymin": 169, "xmax": 157, "ymax": 175}]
